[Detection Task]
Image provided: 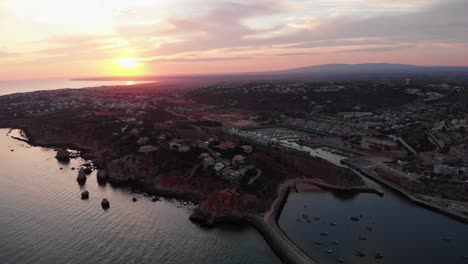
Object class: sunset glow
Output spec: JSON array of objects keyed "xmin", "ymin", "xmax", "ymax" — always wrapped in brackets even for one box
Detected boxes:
[
  {"xmin": 0, "ymin": 0, "xmax": 467, "ymax": 80},
  {"xmin": 116, "ymin": 58, "xmax": 140, "ymax": 70},
  {"xmin": 1, "ymin": 1, "xmax": 468, "ymax": 263}
]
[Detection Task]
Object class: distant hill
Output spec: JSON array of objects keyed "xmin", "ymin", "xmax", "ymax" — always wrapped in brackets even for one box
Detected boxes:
[
  {"xmin": 75, "ymin": 63, "xmax": 468, "ymax": 83},
  {"xmin": 278, "ymin": 63, "xmax": 468, "ymax": 75}
]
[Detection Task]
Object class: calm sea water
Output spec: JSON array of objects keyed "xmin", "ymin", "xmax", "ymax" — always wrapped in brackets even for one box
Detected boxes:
[
  {"xmin": 279, "ymin": 177, "xmax": 468, "ymax": 263},
  {"xmin": 0, "ymin": 79, "xmax": 154, "ymax": 96},
  {"xmin": 0, "ymin": 129, "xmax": 281, "ymax": 264}
]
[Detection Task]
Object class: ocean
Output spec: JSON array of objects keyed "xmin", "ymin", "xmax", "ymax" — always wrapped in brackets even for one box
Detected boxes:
[
  {"xmin": 0, "ymin": 129, "xmax": 281, "ymax": 264},
  {"xmin": 0, "ymin": 79, "xmax": 154, "ymax": 96},
  {"xmin": 279, "ymin": 149, "xmax": 468, "ymax": 264}
]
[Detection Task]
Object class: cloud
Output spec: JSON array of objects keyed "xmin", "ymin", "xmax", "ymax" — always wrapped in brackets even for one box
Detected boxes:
[
  {"xmin": 145, "ymin": 56, "xmax": 254, "ymax": 63},
  {"xmin": 335, "ymin": 44, "xmax": 415, "ymax": 53},
  {"xmin": 0, "ymin": 51, "xmax": 16, "ymax": 57},
  {"xmin": 123, "ymin": 0, "xmax": 468, "ymax": 60},
  {"xmin": 1, "ymin": 0, "xmax": 468, "ymax": 78}
]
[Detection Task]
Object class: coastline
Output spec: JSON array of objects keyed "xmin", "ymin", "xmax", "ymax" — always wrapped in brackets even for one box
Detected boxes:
[
  {"xmin": 2, "ymin": 127, "xmax": 313, "ymax": 263},
  {"xmin": 246, "ymin": 177, "xmax": 382, "ymax": 264},
  {"xmin": 6, "ymin": 126, "xmax": 94, "ymax": 154},
  {"xmin": 343, "ymin": 159, "xmax": 468, "ymax": 224},
  {"xmin": 247, "ymin": 180, "xmax": 317, "ymax": 264},
  {"xmin": 3, "ymin": 127, "xmax": 379, "ymax": 264},
  {"xmin": 6, "ymin": 126, "xmax": 466, "ymax": 264}
]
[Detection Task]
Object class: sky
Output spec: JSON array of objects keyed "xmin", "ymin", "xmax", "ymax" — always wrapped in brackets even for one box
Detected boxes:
[{"xmin": 0, "ymin": 0, "xmax": 467, "ymax": 80}]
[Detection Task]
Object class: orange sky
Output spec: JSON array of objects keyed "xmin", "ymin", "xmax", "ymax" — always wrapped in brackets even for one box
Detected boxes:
[{"xmin": 0, "ymin": 0, "xmax": 467, "ymax": 80}]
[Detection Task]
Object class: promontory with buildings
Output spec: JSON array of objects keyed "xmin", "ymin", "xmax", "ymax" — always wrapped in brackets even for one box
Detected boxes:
[{"xmin": 1, "ymin": 76, "xmax": 467, "ymax": 263}]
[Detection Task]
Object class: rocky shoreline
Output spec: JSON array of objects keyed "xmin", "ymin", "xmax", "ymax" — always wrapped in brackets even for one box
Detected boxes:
[
  {"xmin": 187, "ymin": 178, "xmax": 381, "ymax": 264},
  {"xmin": 3, "ymin": 127, "xmax": 382, "ymax": 264}
]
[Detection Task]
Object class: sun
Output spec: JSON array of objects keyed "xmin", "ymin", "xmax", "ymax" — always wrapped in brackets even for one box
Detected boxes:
[
  {"xmin": 116, "ymin": 58, "xmax": 140, "ymax": 70},
  {"xmin": 110, "ymin": 57, "xmax": 144, "ymax": 76}
]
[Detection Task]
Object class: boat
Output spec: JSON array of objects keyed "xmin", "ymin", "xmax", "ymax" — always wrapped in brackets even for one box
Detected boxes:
[
  {"xmin": 376, "ymin": 253, "xmax": 384, "ymax": 259},
  {"xmin": 336, "ymin": 258, "xmax": 344, "ymax": 263},
  {"xmin": 327, "ymin": 249, "xmax": 333, "ymax": 254},
  {"xmin": 350, "ymin": 216, "xmax": 359, "ymax": 221},
  {"xmin": 314, "ymin": 217, "xmax": 320, "ymax": 221},
  {"xmin": 366, "ymin": 226, "xmax": 373, "ymax": 231},
  {"xmin": 314, "ymin": 241, "xmax": 322, "ymax": 245},
  {"xmin": 332, "ymin": 240, "xmax": 339, "ymax": 245},
  {"xmin": 354, "ymin": 251, "xmax": 365, "ymax": 257},
  {"xmin": 330, "ymin": 222, "xmax": 337, "ymax": 226},
  {"xmin": 358, "ymin": 235, "xmax": 367, "ymax": 240},
  {"xmin": 320, "ymin": 232, "xmax": 329, "ymax": 236}
]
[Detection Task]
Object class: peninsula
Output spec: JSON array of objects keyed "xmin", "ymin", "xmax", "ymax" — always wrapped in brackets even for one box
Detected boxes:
[{"xmin": 1, "ymin": 76, "xmax": 467, "ymax": 263}]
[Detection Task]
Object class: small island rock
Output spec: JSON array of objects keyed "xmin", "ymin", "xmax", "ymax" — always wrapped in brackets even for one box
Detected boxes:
[
  {"xmin": 76, "ymin": 169, "xmax": 87, "ymax": 185},
  {"xmin": 81, "ymin": 191, "xmax": 89, "ymax": 200},
  {"xmin": 55, "ymin": 149, "xmax": 70, "ymax": 162},
  {"xmin": 101, "ymin": 198, "xmax": 110, "ymax": 209},
  {"xmin": 97, "ymin": 170, "xmax": 108, "ymax": 184}
]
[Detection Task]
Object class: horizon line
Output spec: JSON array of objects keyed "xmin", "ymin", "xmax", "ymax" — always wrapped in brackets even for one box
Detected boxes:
[{"xmin": 2, "ymin": 62, "xmax": 468, "ymax": 82}]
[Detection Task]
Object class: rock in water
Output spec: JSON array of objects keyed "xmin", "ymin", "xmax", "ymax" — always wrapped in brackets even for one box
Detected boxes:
[
  {"xmin": 97, "ymin": 170, "xmax": 108, "ymax": 184},
  {"xmin": 76, "ymin": 169, "xmax": 87, "ymax": 185},
  {"xmin": 81, "ymin": 191, "xmax": 89, "ymax": 200},
  {"xmin": 101, "ymin": 198, "xmax": 110, "ymax": 209},
  {"xmin": 55, "ymin": 149, "xmax": 70, "ymax": 162}
]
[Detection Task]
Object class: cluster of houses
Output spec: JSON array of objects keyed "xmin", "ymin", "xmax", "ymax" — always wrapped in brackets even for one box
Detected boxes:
[
  {"xmin": 199, "ymin": 139, "xmax": 255, "ymax": 183},
  {"xmin": 6, "ymin": 89, "xmax": 159, "ymax": 117},
  {"xmin": 284, "ymin": 118, "xmax": 358, "ymax": 137},
  {"xmin": 205, "ymin": 81, "xmax": 310, "ymax": 95},
  {"xmin": 428, "ymin": 118, "xmax": 468, "ymax": 151},
  {"xmin": 226, "ymin": 127, "xmax": 311, "ymax": 146}
]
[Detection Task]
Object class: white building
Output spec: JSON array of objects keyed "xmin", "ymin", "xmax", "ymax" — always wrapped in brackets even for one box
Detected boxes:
[
  {"xmin": 434, "ymin": 165, "xmax": 461, "ymax": 176},
  {"xmin": 203, "ymin": 157, "xmax": 215, "ymax": 167},
  {"xmin": 232, "ymin": 155, "xmax": 247, "ymax": 166},
  {"xmin": 214, "ymin": 162, "xmax": 226, "ymax": 172}
]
